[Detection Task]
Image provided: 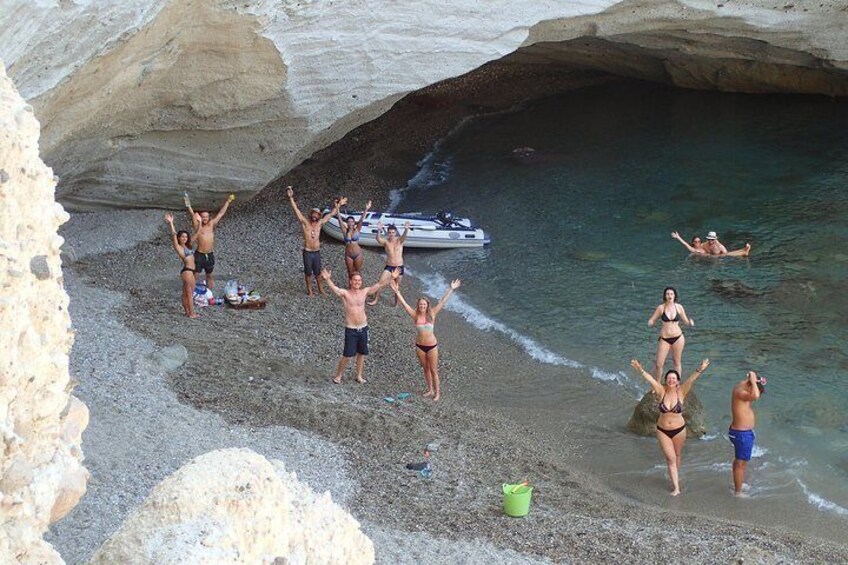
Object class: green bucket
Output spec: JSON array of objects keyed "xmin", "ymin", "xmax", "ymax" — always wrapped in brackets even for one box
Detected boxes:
[{"xmin": 502, "ymin": 483, "xmax": 533, "ymax": 517}]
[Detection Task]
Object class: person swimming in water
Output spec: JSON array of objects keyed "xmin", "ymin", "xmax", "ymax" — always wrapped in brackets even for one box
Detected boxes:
[
  {"xmin": 164, "ymin": 213, "xmax": 199, "ymax": 318},
  {"xmin": 671, "ymin": 231, "xmax": 751, "ymax": 257},
  {"xmin": 631, "ymin": 358, "xmax": 711, "ymax": 496},
  {"xmin": 390, "ymin": 278, "xmax": 460, "ymax": 401},
  {"xmin": 648, "ymin": 287, "xmax": 694, "ymax": 381},
  {"xmin": 338, "ymin": 200, "xmax": 371, "ymax": 278}
]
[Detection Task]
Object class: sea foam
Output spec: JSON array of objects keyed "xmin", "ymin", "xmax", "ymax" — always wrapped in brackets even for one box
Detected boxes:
[{"xmin": 797, "ymin": 479, "xmax": 848, "ymax": 517}]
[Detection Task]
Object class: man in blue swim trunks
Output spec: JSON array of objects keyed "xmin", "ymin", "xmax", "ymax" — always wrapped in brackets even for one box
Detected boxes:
[{"xmin": 728, "ymin": 370, "xmax": 765, "ymax": 496}]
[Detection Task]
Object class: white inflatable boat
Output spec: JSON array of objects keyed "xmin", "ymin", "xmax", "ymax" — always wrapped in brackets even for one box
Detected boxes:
[{"xmin": 322, "ymin": 210, "xmax": 490, "ymax": 249}]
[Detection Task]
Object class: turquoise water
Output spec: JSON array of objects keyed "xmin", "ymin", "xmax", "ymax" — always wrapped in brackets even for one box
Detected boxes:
[{"xmin": 394, "ymin": 82, "xmax": 848, "ymax": 523}]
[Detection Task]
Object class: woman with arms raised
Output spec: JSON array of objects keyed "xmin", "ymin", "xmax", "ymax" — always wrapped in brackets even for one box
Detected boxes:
[
  {"xmin": 631, "ymin": 358, "xmax": 710, "ymax": 496},
  {"xmin": 338, "ymin": 200, "xmax": 371, "ymax": 278},
  {"xmin": 164, "ymin": 213, "xmax": 199, "ymax": 318},
  {"xmin": 390, "ymin": 278, "xmax": 460, "ymax": 401}
]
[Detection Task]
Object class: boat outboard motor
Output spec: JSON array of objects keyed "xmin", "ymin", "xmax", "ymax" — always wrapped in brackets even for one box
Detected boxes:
[{"xmin": 436, "ymin": 210, "xmax": 457, "ymax": 227}]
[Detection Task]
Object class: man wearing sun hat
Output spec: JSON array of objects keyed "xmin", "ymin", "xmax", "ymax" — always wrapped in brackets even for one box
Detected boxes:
[
  {"xmin": 728, "ymin": 370, "xmax": 766, "ymax": 496},
  {"xmin": 703, "ymin": 231, "xmax": 729, "ymax": 255}
]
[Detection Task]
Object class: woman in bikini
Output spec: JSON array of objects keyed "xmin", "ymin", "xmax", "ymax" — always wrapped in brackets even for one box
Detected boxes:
[
  {"xmin": 338, "ymin": 200, "xmax": 371, "ymax": 278},
  {"xmin": 164, "ymin": 213, "xmax": 199, "ymax": 318},
  {"xmin": 390, "ymin": 278, "xmax": 460, "ymax": 401},
  {"xmin": 648, "ymin": 287, "xmax": 694, "ymax": 380},
  {"xmin": 630, "ymin": 358, "xmax": 710, "ymax": 496}
]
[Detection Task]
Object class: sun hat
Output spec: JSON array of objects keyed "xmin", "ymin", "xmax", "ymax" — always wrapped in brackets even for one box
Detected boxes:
[{"xmin": 706, "ymin": 231, "xmax": 718, "ymax": 240}]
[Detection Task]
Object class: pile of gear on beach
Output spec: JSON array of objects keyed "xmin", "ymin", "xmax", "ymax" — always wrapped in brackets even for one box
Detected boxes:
[{"xmin": 192, "ymin": 280, "xmax": 264, "ymax": 308}]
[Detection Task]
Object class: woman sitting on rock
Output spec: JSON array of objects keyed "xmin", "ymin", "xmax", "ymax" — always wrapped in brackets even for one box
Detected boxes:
[
  {"xmin": 630, "ymin": 358, "xmax": 710, "ymax": 496},
  {"xmin": 164, "ymin": 213, "xmax": 199, "ymax": 319},
  {"xmin": 390, "ymin": 278, "xmax": 460, "ymax": 401}
]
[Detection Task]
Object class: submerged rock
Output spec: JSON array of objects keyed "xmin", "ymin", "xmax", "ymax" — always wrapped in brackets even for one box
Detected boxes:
[
  {"xmin": 708, "ymin": 278, "xmax": 764, "ymax": 300},
  {"xmin": 627, "ymin": 390, "xmax": 708, "ymax": 438}
]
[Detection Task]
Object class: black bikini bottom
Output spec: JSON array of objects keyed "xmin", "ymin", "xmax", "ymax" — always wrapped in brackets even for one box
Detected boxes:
[
  {"xmin": 657, "ymin": 425, "xmax": 686, "ymax": 439},
  {"xmin": 659, "ymin": 334, "xmax": 683, "ymax": 345}
]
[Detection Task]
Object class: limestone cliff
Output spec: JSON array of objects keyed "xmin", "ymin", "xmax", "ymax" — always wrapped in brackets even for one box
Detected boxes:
[
  {"xmin": 1, "ymin": 1, "xmax": 846, "ymax": 209},
  {"xmin": 90, "ymin": 449, "xmax": 375, "ymax": 564},
  {"xmin": 0, "ymin": 61, "xmax": 88, "ymax": 564}
]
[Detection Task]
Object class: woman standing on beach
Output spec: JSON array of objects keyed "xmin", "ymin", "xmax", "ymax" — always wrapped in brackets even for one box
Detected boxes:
[
  {"xmin": 164, "ymin": 213, "xmax": 199, "ymax": 319},
  {"xmin": 338, "ymin": 200, "xmax": 371, "ymax": 277},
  {"xmin": 630, "ymin": 358, "xmax": 710, "ymax": 496},
  {"xmin": 648, "ymin": 287, "xmax": 694, "ymax": 379},
  {"xmin": 390, "ymin": 278, "xmax": 460, "ymax": 401}
]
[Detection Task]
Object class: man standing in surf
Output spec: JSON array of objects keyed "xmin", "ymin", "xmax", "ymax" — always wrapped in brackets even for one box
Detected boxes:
[
  {"xmin": 286, "ymin": 186, "xmax": 346, "ymax": 297},
  {"xmin": 320, "ymin": 268, "xmax": 396, "ymax": 384},
  {"xmin": 728, "ymin": 370, "xmax": 765, "ymax": 496},
  {"xmin": 368, "ymin": 220, "xmax": 411, "ymax": 306}
]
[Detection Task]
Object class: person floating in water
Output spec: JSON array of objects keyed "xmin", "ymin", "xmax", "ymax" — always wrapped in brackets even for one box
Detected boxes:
[
  {"xmin": 648, "ymin": 287, "xmax": 694, "ymax": 381},
  {"xmin": 321, "ymin": 268, "xmax": 396, "ymax": 384},
  {"xmin": 185, "ymin": 193, "xmax": 235, "ymax": 288},
  {"xmin": 338, "ymin": 200, "xmax": 371, "ymax": 279},
  {"xmin": 729, "ymin": 370, "xmax": 765, "ymax": 496},
  {"xmin": 368, "ymin": 220, "xmax": 411, "ymax": 306},
  {"xmin": 390, "ymin": 277, "xmax": 461, "ymax": 401},
  {"xmin": 287, "ymin": 186, "xmax": 346, "ymax": 296},
  {"xmin": 631, "ymin": 358, "xmax": 711, "ymax": 496},
  {"xmin": 671, "ymin": 231, "xmax": 751, "ymax": 257}
]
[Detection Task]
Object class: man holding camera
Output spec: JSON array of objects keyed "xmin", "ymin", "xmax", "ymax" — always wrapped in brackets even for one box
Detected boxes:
[{"xmin": 728, "ymin": 370, "xmax": 766, "ymax": 496}]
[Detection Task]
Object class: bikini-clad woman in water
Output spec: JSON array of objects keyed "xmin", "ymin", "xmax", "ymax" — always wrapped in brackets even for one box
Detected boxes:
[
  {"xmin": 648, "ymin": 287, "xmax": 694, "ymax": 380},
  {"xmin": 164, "ymin": 213, "xmax": 199, "ymax": 319},
  {"xmin": 631, "ymin": 358, "xmax": 710, "ymax": 496},
  {"xmin": 338, "ymin": 200, "xmax": 371, "ymax": 278},
  {"xmin": 390, "ymin": 278, "xmax": 460, "ymax": 401}
]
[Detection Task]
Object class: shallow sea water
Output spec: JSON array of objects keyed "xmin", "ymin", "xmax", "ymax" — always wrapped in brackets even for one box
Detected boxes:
[{"xmin": 393, "ymin": 82, "xmax": 848, "ymax": 535}]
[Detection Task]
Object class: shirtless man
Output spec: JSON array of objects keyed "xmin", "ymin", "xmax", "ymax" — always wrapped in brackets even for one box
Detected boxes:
[
  {"xmin": 321, "ymin": 268, "xmax": 396, "ymax": 384},
  {"xmin": 672, "ymin": 231, "xmax": 751, "ymax": 257},
  {"xmin": 367, "ymin": 220, "xmax": 411, "ymax": 306},
  {"xmin": 186, "ymin": 193, "xmax": 235, "ymax": 288},
  {"xmin": 286, "ymin": 186, "xmax": 345, "ymax": 296},
  {"xmin": 728, "ymin": 370, "xmax": 765, "ymax": 496}
]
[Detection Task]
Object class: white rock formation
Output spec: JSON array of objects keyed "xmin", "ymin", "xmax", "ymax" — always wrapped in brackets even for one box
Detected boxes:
[
  {"xmin": 0, "ymin": 60, "xmax": 88, "ymax": 564},
  {"xmin": 0, "ymin": 1, "xmax": 846, "ymax": 209},
  {"xmin": 90, "ymin": 448, "xmax": 375, "ymax": 565}
]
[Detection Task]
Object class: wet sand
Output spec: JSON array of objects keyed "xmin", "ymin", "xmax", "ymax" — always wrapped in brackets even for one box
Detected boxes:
[{"xmin": 51, "ymin": 58, "xmax": 848, "ymax": 562}]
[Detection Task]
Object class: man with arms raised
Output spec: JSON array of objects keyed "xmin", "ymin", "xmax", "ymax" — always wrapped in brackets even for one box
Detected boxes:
[
  {"xmin": 287, "ymin": 186, "xmax": 345, "ymax": 297},
  {"xmin": 368, "ymin": 220, "xmax": 411, "ymax": 306},
  {"xmin": 728, "ymin": 370, "xmax": 765, "ymax": 496},
  {"xmin": 321, "ymin": 268, "xmax": 395, "ymax": 384},
  {"xmin": 186, "ymin": 193, "xmax": 235, "ymax": 288}
]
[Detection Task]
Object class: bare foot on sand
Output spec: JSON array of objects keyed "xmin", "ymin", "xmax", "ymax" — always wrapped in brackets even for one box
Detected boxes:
[
  {"xmin": 671, "ymin": 489, "xmax": 681, "ymax": 496},
  {"xmin": 433, "ymin": 394, "xmax": 441, "ymax": 402},
  {"xmin": 355, "ymin": 375, "xmax": 367, "ymax": 384},
  {"xmin": 187, "ymin": 313, "xmax": 200, "ymax": 319},
  {"xmin": 423, "ymin": 390, "xmax": 434, "ymax": 397},
  {"xmin": 332, "ymin": 375, "xmax": 342, "ymax": 384}
]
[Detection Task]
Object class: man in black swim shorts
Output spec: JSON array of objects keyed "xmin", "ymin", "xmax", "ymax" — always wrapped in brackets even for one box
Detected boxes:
[{"xmin": 287, "ymin": 186, "xmax": 345, "ymax": 297}]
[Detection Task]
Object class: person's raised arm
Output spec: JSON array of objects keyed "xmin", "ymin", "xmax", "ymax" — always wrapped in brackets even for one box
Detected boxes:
[
  {"xmin": 390, "ymin": 279, "xmax": 416, "ymax": 318},
  {"xmin": 648, "ymin": 305, "xmax": 663, "ymax": 327},
  {"xmin": 399, "ymin": 220, "xmax": 411, "ymax": 243},
  {"xmin": 164, "ymin": 213, "xmax": 185, "ymax": 258},
  {"xmin": 356, "ymin": 200, "xmax": 372, "ymax": 232},
  {"xmin": 747, "ymin": 370, "xmax": 762, "ymax": 401},
  {"xmin": 631, "ymin": 359, "xmax": 664, "ymax": 397},
  {"xmin": 671, "ymin": 231, "xmax": 702, "ymax": 254},
  {"xmin": 677, "ymin": 304, "xmax": 695, "ymax": 327},
  {"xmin": 375, "ymin": 221, "xmax": 386, "ymax": 245},
  {"xmin": 211, "ymin": 194, "xmax": 235, "ymax": 226},
  {"xmin": 321, "ymin": 197, "xmax": 347, "ymax": 226},
  {"xmin": 680, "ymin": 358, "xmax": 710, "ymax": 397},
  {"xmin": 286, "ymin": 186, "xmax": 307, "ymax": 224},
  {"xmin": 432, "ymin": 279, "xmax": 460, "ymax": 317},
  {"xmin": 320, "ymin": 269, "xmax": 346, "ymax": 298},
  {"xmin": 184, "ymin": 193, "xmax": 199, "ymax": 230}
]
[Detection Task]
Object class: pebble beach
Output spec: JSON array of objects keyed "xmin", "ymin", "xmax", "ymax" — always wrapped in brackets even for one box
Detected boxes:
[{"xmin": 47, "ymin": 61, "xmax": 848, "ymax": 563}]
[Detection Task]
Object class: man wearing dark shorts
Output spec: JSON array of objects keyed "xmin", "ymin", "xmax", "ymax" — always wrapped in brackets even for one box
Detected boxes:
[
  {"xmin": 186, "ymin": 193, "xmax": 234, "ymax": 288},
  {"xmin": 729, "ymin": 370, "xmax": 765, "ymax": 496},
  {"xmin": 287, "ymin": 186, "xmax": 345, "ymax": 297},
  {"xmin": 321, "ymin": 268, "xmax": 395, "ymax": 384}
]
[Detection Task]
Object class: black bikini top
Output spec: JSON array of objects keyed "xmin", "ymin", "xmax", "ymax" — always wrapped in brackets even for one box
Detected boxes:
[
  {"xmin": 661, "ymin": 306, "xmax": 680, "ymax": 323},
  {"xmin": 659, "ymin": 393, "xmax": 683, "ymax": 414}
]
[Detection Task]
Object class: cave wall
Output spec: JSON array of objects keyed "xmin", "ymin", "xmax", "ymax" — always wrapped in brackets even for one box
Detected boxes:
[{"xmin": 1, "ymin": 0, "xmax": 846, "ymax": 210}]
